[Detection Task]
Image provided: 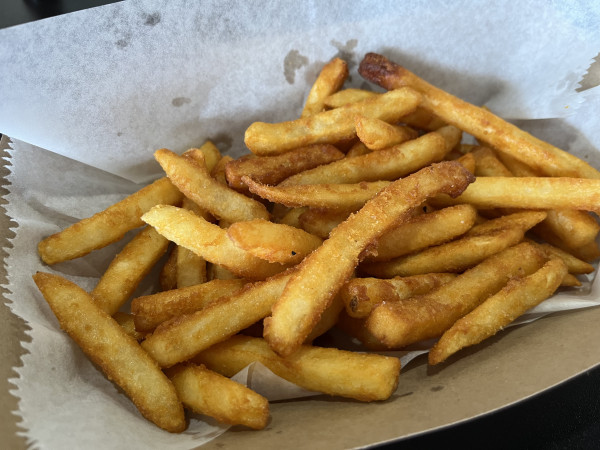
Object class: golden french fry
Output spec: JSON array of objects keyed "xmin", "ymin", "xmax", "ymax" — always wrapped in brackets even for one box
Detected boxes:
[
  {"xmin": 227, "ymin": 219, "xmax": 323, "ymax": 264},
  {"xmin": 141, "ymin": 270, "xmax": 294, "ymax": 367},
  {"xmin": 363, "ymin": 211, "xmax": 546, "ymax": 277},
  {"xmin": 264, "ymin": 161, "xmax": 475, "ymax": 357},
  {"xmin": 471, "ymin": 146, "xmax": 513, "ymax": 177},
  {"xmin": 302, "ymin": 57, "xmax": 349, "ymax": 117},
  {"xmin": 277, "ymin": 206, "xmax": 308, "ymax": 228},
  {"xmin": 186, "ymin": 141, "xmax": 222, "ymax": 172},
  {"xmin": 323, "ymin": 88, "xmax": 378, "ymax": 109},
  {"xmin": 365, "ymin": 242, "xmax": 547, "ymax": 348},
  {"xmin": 195, "ymin": 335, "xmax": 401, "ymax": 402},
  {"xmin": 245, "ymin": 177, "xmax": 390, "ymax": 210},
  {"xmin": 225, "ymin": 144, "xmax": 344, "ymax": 191},
  {"xmin": 91, "ymin": 225, "xmax": 169, "ymax": 316},
  {"xmin": 358, "ymin": 53, "xmax": 600, "ymax": 179},
  {"xmin": 335, "ymin": 311, "xmax": 389, "ymax": 351},
  {"xmin": 155, "ymin": 148, "xmax": 269, "ymax": 222},
  {"xmin": 355, "ymin": 115, "xmax": 419, "ymax": 150},
  {"xmin": 398, "ymin": 107, "xmax": 447, "ymax": 131},
  {"xmin": 159, "ymin": 246, "xmax": 178, "ymax": 291},
  {"xmin": 526, "ymin": 240, "xmax": 595, "ymax": 275},
  {"xmin": 210, "ymin": 155, "xmax": 234, "ymax": 185},
  {"xmin": 561, "ymin": 273, "xmax": 582, "ymax": 287},
  {"xmin": 131, "ymin": 278, "xmax": 246, "ymax": 332},
  {"xmin": 345, "ymin": 141, "xmax": 372, "ymax": 158},
  {"xmin": 305, "ymin": 293, "xmax": 344, "ymax": 343},
  {"xmin": 245, "ymin": 87, "xmax": 421, "ymax": 155},
  {"xmin": 113, "ymin": 312, "xmax": 147, "ymax": 341},
  {"xmin": 142, "ymin": 205, "xmax": 286, "ymax": 280},
  {"xmin": 168, "ymin": 363, "xmax": 269, "ymax": 430},
  {"xmin": 38, "ymin": 177, "xmax": 182, "ymax": 265},
  {"xmin": 33, "ymin": 272, "xmax": 185, "ymax": 432},
  {"xmin": 434, "ymin": 176, "xmax": 600, "ymax": 212},
  {"xmin": 298, "ymin": 208, "xmax": 350, "ymax": 239},
  {"xmin": 428, "ymin": 258, "xmax": 567, "ymax": 365},
  {"xmin": 367, "ymin": 204, "xmax": 478, "ymax": 261},
  {"xmin": 175, "ymin": 199, "xmax": 208, "ymax": 288},
  {"xmin": 454, "ymin": 152, "xmax": 476, "ymax": 174},
  {"xmin": 533, "ymin": 209, "xmax": 600, "ymax": 254},
  {"xmin": 207, "ymin": 263, "xmax": 240, "ymax": 281},
  {"xmin": 340, "ymin": 273, "xmax": 457, "ymax": 318},
  {"xmin": 280, "ymin": 125, "xmax": 461, "ymax": 185}
]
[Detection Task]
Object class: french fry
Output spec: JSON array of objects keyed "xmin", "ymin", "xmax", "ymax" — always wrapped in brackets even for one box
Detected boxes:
[
  {"xmin": 142, "ymin": 205, "xmax": 286, "ymax": 280},
  {"xmin": 113, "ymin": 312, "xmax": 147, "ymax": 341},
  {"xmin": 279, "ymin": 125, "xmax": 461, "ymax": 185},
  {"xmin": 526, "ymin": 240, "xmax": 595, "ymax": 275},
  {"xmin": 345, "ymin": 141, "xmax": 372, "ymax": 158},
  {"xmin": 141, "ymin": 270, "xmax": 294, "ymax": 367},
  {"xmin": 175, "ymin": 198, "xmax": 209, "ymax": 288},
  {"xmin": 159, "ymin": 246, "xmax": 178, "ymax": 291},
  {"xmin": 227, "ymin": 219, "xmax": 323, "ymax": 265},
  {"xmin": 301, "ymin": 57, "xmax": 349, "ymax": 117},
  {"xmin": 225, "ymin": 144, "xmax": 344, "ymax": 191},
  {"xmin": 305, "ymin": 293, "xmax": 345, "ymax": 343},
  {"xmin": 194, "ymin": 335, "xmax": 401, "ymax": 402},
  {"xmin": 323, "ymin": 88, "xmax": 378, "ymax": 109},
  {"xmin": 298, "ymin": 208, "xmax": 349, "ymax": 239},
  {"xmin": 245, "ymin": 177, "xmax": 390, "ymax": 210},
  {"xmin": 355, "ymin": 115, "xmax": 419, "ymax": 150},
  {"xmin": 455, "ymin": 152, "xmax": 476, "ymax": 174},
  {"xmin": 340, "ymin": 273, "xmax": 457, "ymax": 318},
  {"xmin": 38, "ymin": 177, "xmax": 182, "ymax": 265},
  {"xmin": 187, "ymin": 140, "xmax": 222, "ymax": 172},
  {"xmin": 471, "ymin": 146, "xmax": 513, "ymax": 177},
  {"xmin": 398, "ymin": 107, "xmax": 447, "ymax": 131},
  {"xmin": 428, "ymin": 258, "xmax": 567, "ymax": 365},
  {"xmin": 245, "ymin": 87, "xmax": 421, "ymax": 155},
  {"xmin": 277, "ymin": 206, "xmax": 308, "ymax": 228},
  {"xmin": 91, "ymin": 225, "xmax": 169, "ymax": 316},
  {"xmin": 335, "ymin": 312, "xmax": 389, "ymax": 351},
  {"xmin": 131, "ymin": 278, "xmax": 246, "ymax": 332},
  {"xmin": 33, "ymin": 272, "xmax": 185, "ymax": 432},
  {"xmin": 168, "ymin": 363, "xmax": 269, "ymax": 429},
  {"xmin": 434, "ymin": 176, "xmax": 600, "ymax": 212},
  {"xmin": 365, "ymin": 242, "xmax": 547, "ymax": 348},
  {"xmin": 154, "ymin": 148, "xmax": 270, "ymax": 222},
  {"xmin": 358, "ymin": 52, "xmax": 600, "ymax": 179},
  {"xmin": 264, "ymin": 161, "xmax": 475, "ymax": 356},
  {"xmin": 366, "ymin": 204, "xmax": 478, "ymax": 262}
]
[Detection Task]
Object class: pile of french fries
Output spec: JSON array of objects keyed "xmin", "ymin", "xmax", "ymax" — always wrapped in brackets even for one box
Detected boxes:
[{"xmin": 33, "ymin": 53, "xmax": 600, "ymax": 434}]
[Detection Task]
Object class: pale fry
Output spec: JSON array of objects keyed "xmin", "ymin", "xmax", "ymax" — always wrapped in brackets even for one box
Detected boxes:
[
  {"xmin": 154, "ymin": 148, "xmax": 269, "ymax": 222},
  {"xmin": 33, "ymin": 272, "xmax": 185, "ymax": 432},
  {"xmin": 131, "ymin": 278, "xmax": 246, "ymax": 332},
  {"xmin": 168, "ymin": 363, "xmax": 269, "ymax": 429},
  {"xmin": 435, "ymin": 176, "xmax": 600, "ymax": 212},
  {"xmin": 225, "ymin": 144, "xmax": 344, "ymax": 190},
  {"xmin": 244, "ymin": 87, "xmax": 421, "ymax": 155},
  {"xmin": 358, "ymin": 52, "xmax": 600, "ymax": 179},
  {"xmin": 38, "ymin": 177, "xmax": 182, "ymax": 265},
  {"xmin": 245, "ymin": 177, "xmax": 390, "ymax": 210},
  {"xmin": 195, "ymin": 335, "xmax": 401, "ymax": 402},
  {"xmin": 277, "ymin": 206, "xmax": 308, "ymax": 228},
  {"xmin": 141, "ymin": 270, "xmax": 294, "ymax": 367},
  {"xmin": 280, "ymin": 125, "xmax": 461, "ymax": 185},
  {"xmin": 113, "ymin": 312, "xmax": 147, "ymax": 341},
  {"xmin": 367, "ymin": 204, "xmax": 478, "ymax": 261},
  {"xmin": 264, "ymin": 161, "xmax": 475, "ymax": 357},
  {"xmin": 210, "ymin": 155, "xmax": 234, "ymax": 185},
  {"xmin": 345, "ymin": 141, "xmax": 372, "ymax": 158},
  {"xmin": 429, "ymin": 258, "xmax": 567, "ymax": 365},
  {"xmin": 186, "ymin": 141, "xmax": 222, "ymax": 172},
  {"xmin": 301, "ymin": 57, "xmax": 349, "ymax": 117},
  {"xmin": 91, "ymin": 225, "xmax": 169, "ymax": 316},
  {"xmin": 340, "ymin": 273, "xmax": 457, "ymax": 318},
  {"xmin": 525, "ymin": 240, "xmax": 594, "ymax": 275},
  {"xmin": 142, "ymin": 205, "xmax": 285, "ymax": 280},
  {"xmin": 533, "ymin": 209, "xmax": 600, "ymax": 252},
  {"xmin": 323, "ymin": 88, "xmax": 378, "ymax": 108},
  {"xmin": 175, "ymin": 199, "xmax": 208, "ymax": 288},
  {"xmin": 365, "ymin": 242, "xmax": 547, "ymax": 348},
  {"xmin": 227, "ymin": 219, "xmax": 323, "ymax": 264},
  {"xmin": 355, "ymin": 115, "xmax": 419, "ymax": 150}
]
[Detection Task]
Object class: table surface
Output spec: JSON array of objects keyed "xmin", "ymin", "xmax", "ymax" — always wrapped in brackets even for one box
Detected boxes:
[{"xmin": 2, "ymin": 2, "xmax": 600, "ymax": 449}]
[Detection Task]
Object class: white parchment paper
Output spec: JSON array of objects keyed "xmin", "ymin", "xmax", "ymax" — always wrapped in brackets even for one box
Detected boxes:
[{"xmin": 2, "ymin": 1, "xmax": 600, "ymax": 449}]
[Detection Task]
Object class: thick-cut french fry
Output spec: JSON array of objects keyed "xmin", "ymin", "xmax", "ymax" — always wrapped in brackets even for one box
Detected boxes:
[
  {"xmin": 301, "ymin": 57, "xmax": 349, "ymax": 117},
  {"xmin": 131, "ymin": 278, "xmax": 246, "ymax": 332},
  {"xmin": 305, "ymin": 293, "xmax": 344, "ymax": 343},
  {"xmin": 277, "ymin": 206, "xmax": 308, "ymax": 228},
  {"xmin": 358, "ymin": 52, "xmax": 600, "ymax": 179},
  {"xmin": 398, "ymin": 107, "xmax": 447, "ymax": 131},
  {"xmin": 355, "ymin": 115, "xmax": 419, "ymax": 150},
  {"xmin": 175, "ymin": 199, "xmax": 208, "ymax": 288},
  {"xmin": 367, "ymin": 204, "xmax": 478, "ymax": 261},
  {"xmin": 38, "ymin": 177, "xmax": 182, "ymax": 265},
  {"xmin": 210, "ymin": 155, "xmax": 234, "ymax": 185},
  {"xmin": 195, "ymin": 335, "xmax": 401, "ymax": 402},
  {"xmin": 323, "ymin": 88, "xmax": 378, "ymax": 109},
  {"xmin": 159, "ymin": 246, "xmax": 178, "ymax": 291},
  {"xmin": 208, "ymin": 263, "xmax": 239, "ymax": 281},
  {"xmin": 340, "ymin": 273, "xmax": 457, "ymax": 318},
  {"xmin": 113, "ymin": 312, "xmax": 147, "ymax": 341},
  {"xmin": 298, "ymin": 208, "xmax": 349, "ymax": 239},
  {"xmin": 533, "ymin": 209, "xmax": 600, "ymax": 253},
  {"xmin": 335, "ymin": 312, "xmax": 388, "ymax": 351},
  {"xmin": 33, "ymin": 273, "xmax": 185, "ymax": 432},
  {"xmin": 91, "ymin": 225, "xmax": 169, "ymax": 316},
  {"xmin": 472, "ymin": 146, "xmax": 513, "ymax": 177},
  {"xmin": 245, "ymin": 177, "xmax": 390, "ymax": 210},
  {"xmin": 155, "ymin": 148, "xmax": 270, "ymax": 222},
  {"xmin": 561, "ymin": 273, "xmax": 582, "ymax": 287},
  {"xmin": 245, "ymin": 87, "xmax": 421, "ymax": 155},
  {"xmin": 526, "ymin": 240, "xmax": 595, "ymax": 275},
  {"xmin": 187, "ymin": 141, "xmax": 222, "ymax": 172},
  {"xmin": 225, "ymin": 144, "xmax": 344, "ymax": 191},
  {"xmin": 365, "ymin": 242, "xmax": 547, "ymax": 348},
  {"xmin": 428, "ymin": 258, "xmax": 567, "ymax": 365},
  {"xmin": 434, "ymin": 176, "xmax": 600, "ymax": 212},
  {"xmin": 455, "ymin": 152, "xmax": 476, "ymax": 174},
  {"xmin": 142, "ymin": 205, "xmax": 285, "ymax": 280},
  {"xmin": 345, "ymin": 141, "xmax": 372, "ymax": 158},
  {"xmin": 264, "ymin": 161, "xmax": 475, "ymax": 357},
  {"xmin": 168, "ymin": 363, "xmax": 269, "ymax": 430},
  {"xmin": 279, "ymin": 125, "xmax": 461, "ymax": 186},
  {"xmin": 227, "ymin": 219, "xmax": 323, "ymax": 265},
  {"xmin": 141, "ymin": 270, "xmax": 294, "ymax": 367}
]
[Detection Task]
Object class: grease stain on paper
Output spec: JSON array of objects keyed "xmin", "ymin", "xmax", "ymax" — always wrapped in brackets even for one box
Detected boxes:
[
  {"xmin": 142, "ymin": 12, "xmax": 161, "ymax": 26},
  {"xmin": 430, "ymin": 385, "xmax": 444, "ymax": 392},
  {"xmin": 331, "ymin": 38, "xmax": 358, "ymax": 72},
  {"xmin": 284, "ymin": 50, "xmax": 309, "ymax": 84},
  {"xmin": 115, "ymin": 39, "xmax": 129, "ymax": 49},
  {"xmin": 172, "ymin": 97, "xmax": 192, "ymax": 107}
]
